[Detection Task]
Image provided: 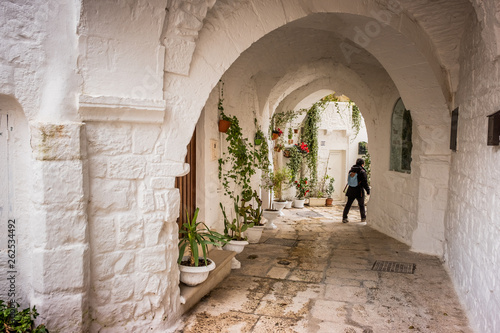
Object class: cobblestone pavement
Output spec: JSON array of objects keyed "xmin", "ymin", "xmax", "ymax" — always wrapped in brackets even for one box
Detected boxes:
[{"xmin": 176, "ymin": 205, "xmax": 472, "ymax": 333}]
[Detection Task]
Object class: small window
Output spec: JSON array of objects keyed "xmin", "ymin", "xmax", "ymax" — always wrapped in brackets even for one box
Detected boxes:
[{"xmin": 390, "ymin": 98, "xmax": 412, "ymax": 173}]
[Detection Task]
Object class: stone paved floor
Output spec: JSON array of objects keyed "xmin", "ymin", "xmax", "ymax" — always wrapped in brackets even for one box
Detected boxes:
[{"xmin": 176, "ymin": 205, "xmax": 473, "ymax": 333}]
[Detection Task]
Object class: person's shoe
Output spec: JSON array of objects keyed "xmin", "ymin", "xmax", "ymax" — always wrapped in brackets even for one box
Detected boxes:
[
  {"xmin": 342, "ymin": 218, "xmax": 349, "ymax": 223},
  {"xmin": 361, "ymin": 217, "xmax": 366, "ymax": 222}
]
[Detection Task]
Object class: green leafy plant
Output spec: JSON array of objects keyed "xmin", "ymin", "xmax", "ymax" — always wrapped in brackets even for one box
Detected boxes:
[
  {"xmin": 178, "ymin": 208, "xmax": 228, "ymax": 267},
  {"xmin": 0, "ymin": 300, "xmax": 49, "ymax": 333},
  {"xmin": 262, "ymin": 167, "xmax": 291, "ymax": 201},
  {"xmin": 325, "ymin": 176, "xmax": 335, "ymax": 198},
  {"xmin": 286, "ymin": 145, "xmax": 303, "ymax": 181},
  {"xmin": 363, "ymin": 151, "xmax": 371, "ymax": 185}
]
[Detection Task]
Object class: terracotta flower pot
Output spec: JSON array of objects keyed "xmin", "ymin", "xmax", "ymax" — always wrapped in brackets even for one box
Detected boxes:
[
  {"xmin": 272, "ymin": 132, "xmax": 279, "ymax": 140},
  {"xmin": 326, "ymin": 198, "xmax": 333, "ymax": 206},
  {"xmin": 219, "ymin": 119, "xmax": 231, "ymax": 133}
]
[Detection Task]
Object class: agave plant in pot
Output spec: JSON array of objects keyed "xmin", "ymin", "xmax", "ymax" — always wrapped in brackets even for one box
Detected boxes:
[{"xmin": 178, "ymin": 208, "xmax": 228, "ymax": 286}]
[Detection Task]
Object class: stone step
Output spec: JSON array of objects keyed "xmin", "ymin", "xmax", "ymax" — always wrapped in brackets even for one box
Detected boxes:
[{"xmin": 179, "ymin": 249, "xmax": 236, "ymax": 314}]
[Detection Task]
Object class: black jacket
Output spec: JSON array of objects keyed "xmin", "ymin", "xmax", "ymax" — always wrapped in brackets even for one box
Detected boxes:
[{"xmin": 346, "ymin": 165, "xmax": 370, "ymax": 198}]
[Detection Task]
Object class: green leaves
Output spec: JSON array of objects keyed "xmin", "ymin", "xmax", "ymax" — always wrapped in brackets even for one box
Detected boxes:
[
  {"xmin": 0, "ymin": 300, "xmax": 49, "ymax": 333},
  {"xmin": 178, "ymin": 208, "xmax": 228, "ymax": 267}
]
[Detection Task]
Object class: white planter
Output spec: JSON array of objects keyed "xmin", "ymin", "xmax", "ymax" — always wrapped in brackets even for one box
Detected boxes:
[
  {"xmin": 293, "ymin": 199, "xmax": 305, "ymax": 208},
  {"xmin": 245, "ymin": 226, "xmax": 265, "ymax": 244},
  {"xmin": 262, "ymin": 209, "xmax": 281, "ymax": 230},
  {"xmin": 223, "ymin": 239, "xmax": 249, "ymax": 253},
  {"xmin": 308, "ymin": 197, "xmax": 326, "ymax": 207},
  {"xmin": 273, "ymin": 200, "xmax": 288, "ymax": 216},
  {"xmin": 284, "ymin": 201, "xmax": 293, "ymax": 209},
  {"xmin": 223, "ymin": 240, "xmax": 249, "ymax": 269},
  {"xmin": 178, "ymin": 258, "xmax": 215, "ymax": 286}
]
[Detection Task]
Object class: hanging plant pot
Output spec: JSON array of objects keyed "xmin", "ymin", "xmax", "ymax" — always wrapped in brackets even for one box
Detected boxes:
[
  {"xmin": 272, "ymin": 132, "xmax": 279, "ymax": 140},
  {"xmin": 294, "ymin": 129, "xmax": 299, "ymax": 134},
  {"xmin": 254, "ymin": 138, "xmax": 262, "ymax": 145},
  {"xmin": 219, "ymin": 119, "xmax": 231, "ymax": 133},
  {"xmin": 288, "ymin": 139, "xmax": 293, "ymax": 144},
  {"xmin": 283, "ymin": 150, "xmax": 291, "ymax": 158}
]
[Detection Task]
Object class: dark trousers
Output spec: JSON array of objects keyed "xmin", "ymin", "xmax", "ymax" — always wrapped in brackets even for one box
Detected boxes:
[{"xmin": 343, "ymin": 195, "xmax": 366, "ymax": 219}]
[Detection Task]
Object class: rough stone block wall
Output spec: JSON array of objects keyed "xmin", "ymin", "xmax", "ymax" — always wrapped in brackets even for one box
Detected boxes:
[
  {"xmin": 447, "ymin": 12, "xmax": 500, "ymax": 333},
  {"xmin": 85, "ymin": 122, "xmax": 183, "ymax": 332}
]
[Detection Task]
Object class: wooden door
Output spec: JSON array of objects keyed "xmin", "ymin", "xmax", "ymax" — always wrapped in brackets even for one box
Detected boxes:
[{"xmin": 176, "ymin": 130, "xmax": 196, "ymax": 231}]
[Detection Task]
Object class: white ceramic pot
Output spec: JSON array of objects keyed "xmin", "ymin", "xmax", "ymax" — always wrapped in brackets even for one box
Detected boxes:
[
  {"xmin": 262, "ymin": 209, "xmax": 281, "ymax": 230},
  {"xmin": 293, "ymin": 198, "xmax": 305, "ymax": 208},
  {"xmin": 284, "ymin": 201, "xmax": 293, "ymax": 209},
  {"xmin": 223, "ymin": 240, "xmax": 249, "ymax": 269},
  {"xmin": 223, "ymin": 239, "xmax": 249, "ymax": 254},
  {"xmin": 273, "ymin": 201, "xmax": 288, "ymax": 212},
  {"xmin": 178, "ymin": 258, "xmax": 215, "ymax": 286},
  {"xmin": 245, "ymin": 226, "xmax": 264, "ymax": 244}
]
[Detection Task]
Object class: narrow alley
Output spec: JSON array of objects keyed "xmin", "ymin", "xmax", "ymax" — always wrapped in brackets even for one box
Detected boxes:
[{"xmin": 177, "ymin": 205, "xmax": 471, "ymax": 333}]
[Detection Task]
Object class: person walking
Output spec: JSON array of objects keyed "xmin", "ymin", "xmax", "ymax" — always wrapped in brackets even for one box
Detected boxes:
[{"xmin": 342, "ymin": 158, "xmax": 370, "ymax": 223}]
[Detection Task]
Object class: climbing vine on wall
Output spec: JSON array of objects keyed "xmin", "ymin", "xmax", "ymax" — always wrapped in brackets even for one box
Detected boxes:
[{"xmin": 299, "ymin": 95, "xmax": 333, "ymax": 187}]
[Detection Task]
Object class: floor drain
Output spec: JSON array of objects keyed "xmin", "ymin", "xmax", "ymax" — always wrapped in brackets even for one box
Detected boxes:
[
  {"xmin": 372, "ymin": 261, "xmax": 416, "ymax": 274},
  {"xmin": 264, "ymin": 238, "xmax": 298, "ymax": 247}
]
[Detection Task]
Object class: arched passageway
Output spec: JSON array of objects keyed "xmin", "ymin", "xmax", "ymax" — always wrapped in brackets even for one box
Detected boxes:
[{"xmin": 4, "ymin": 0, "xmax": 499, "ymax": 332}]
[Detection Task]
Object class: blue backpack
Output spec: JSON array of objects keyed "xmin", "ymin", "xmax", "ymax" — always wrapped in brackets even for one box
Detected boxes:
[{"xmin": 347, "ymin": 171, "xmax": 358, "ymax": 187}]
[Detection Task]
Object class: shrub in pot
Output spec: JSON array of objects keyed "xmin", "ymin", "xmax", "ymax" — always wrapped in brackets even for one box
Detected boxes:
[{"xmin": 178, "ymin": 208, "xmax": 228, "ymax": 286}]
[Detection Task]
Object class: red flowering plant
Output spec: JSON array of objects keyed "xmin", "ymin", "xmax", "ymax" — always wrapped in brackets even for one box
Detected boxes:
[
  {"xmin": 272, "ymin": 128, "xmax": 283, "ymax": 136},
  {"xmin": 294, "ymin": 177, "xmax": 310, "ymax": 200},
  {"xmin": 296, "ymin": 142, "xmax": 310, "ymax": 154}
]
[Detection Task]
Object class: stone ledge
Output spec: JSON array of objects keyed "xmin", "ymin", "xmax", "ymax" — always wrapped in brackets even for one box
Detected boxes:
[
  {"xmin": 79, "ymin": 95, "xmax": 166, "ymax": 124},
  {"xmin": 179, "ymin": 249, "xmax": 235, "ymax": 314}
]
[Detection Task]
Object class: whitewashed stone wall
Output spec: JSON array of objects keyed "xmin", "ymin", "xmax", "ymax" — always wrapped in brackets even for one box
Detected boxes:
[
  {"xmin": 85, "ymin": 121, "xmax": 185, "ymax": 332},
  {"xmin": 446, "ymin": 11, "xmax": 500, "ymax": 333}
]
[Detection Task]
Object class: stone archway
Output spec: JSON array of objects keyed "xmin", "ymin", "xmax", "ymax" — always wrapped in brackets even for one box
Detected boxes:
[{"xmin": 164, "ymin": 1, "xmax": 465, "ymax": 258}]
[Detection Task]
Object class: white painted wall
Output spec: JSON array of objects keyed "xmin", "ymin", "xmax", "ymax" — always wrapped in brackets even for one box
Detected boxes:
[{"xmin": 445, "ymin": 12, "xmax": 500, "ymax": 333}]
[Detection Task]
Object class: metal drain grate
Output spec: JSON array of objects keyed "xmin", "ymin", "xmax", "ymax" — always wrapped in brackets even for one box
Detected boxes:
[
  {"xmin": 372, "ymin": 261, "xmax": 416, "ymax": 274},
  {"xmin": 264, "ymin": 238, "xmax": 298, "ymax": 247}
]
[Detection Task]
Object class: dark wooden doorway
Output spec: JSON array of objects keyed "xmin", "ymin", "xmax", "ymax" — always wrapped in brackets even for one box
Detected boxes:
[{"xmin": 176, "ymin": 130, "xmax": 196, "ymax": 231}]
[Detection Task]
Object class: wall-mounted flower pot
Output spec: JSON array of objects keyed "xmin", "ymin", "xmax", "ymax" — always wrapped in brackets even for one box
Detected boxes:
[
  {"xmin": 283, "ymin": 150, "xmax": 291, "ymax": 158},
  {"xmin": 254, "ymin": 138, "xmax": 262, "ymax": 145},
  {"xmin": 294, "ymin": 129, "xmax": 299, "ymax": 134},
  {"xmin": 219, "ymin": 119, "xmax": 231, "ymax": 133},
  {"xmin": 272, "ymin": 133, "xmax": 279, "ymax": 140}
]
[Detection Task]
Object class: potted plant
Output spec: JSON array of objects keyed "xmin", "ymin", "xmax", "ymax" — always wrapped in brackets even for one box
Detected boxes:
[
  {"xmin": 218, "ymin": 81, "xmax": 231, "ymax": 133},
  {"xmin": 273, "ymin": 142, "xmax": 284, "ymax": 152},
  {"xmin": 272, "ymin": 128, "xmax": 283, "ymax": 140},
  {"xmin": 220, "ymin": 196, "xmax": 252, "ymax": 269},
  {"xmin": 243, "ymin": 191, "xmax": 265, "ymax": 243},
  {"xmin": 293, "ymin": 177, "xmax": 310, "ymax": 208},
  {"xmin": 271, "ymin": 167, "xmax": 291, "ymax": 211},
  {"xmin": 325, "ymin": 176, "xmax": 335, "ymax": 206},
  {"xmin": 254, "ymin": 129, "xmax": 265, "ymax": 145},
  {"xmin": 178, "ymin": 208, "xmax": 228, "ymax": 286}
]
